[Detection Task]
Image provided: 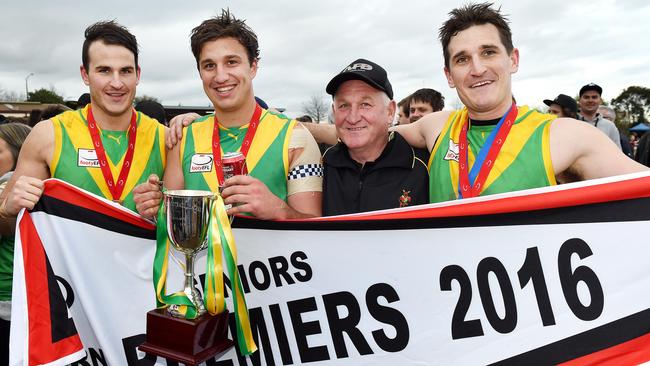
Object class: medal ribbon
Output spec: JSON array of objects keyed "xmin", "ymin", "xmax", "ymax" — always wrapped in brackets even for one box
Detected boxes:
[
  {"xmin": 153, "ymin": 194, "xmax": 257, "ymax": 355},
  {"xmin": 212, "ymin": 104, "xmax": 262, "ymax": 186},
  {"xmin": 87, "ymin": 105, "xmax": 137, "ymax": 202},
  {"xmin": 458, "ymin": 103, "xmax": 518, "ymax": 198}
]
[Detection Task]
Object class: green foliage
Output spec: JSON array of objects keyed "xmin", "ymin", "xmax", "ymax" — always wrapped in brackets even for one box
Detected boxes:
[
  {"xmin": 27, "ymin": 88, "xmax": 64, "ymax": 104},
  {"xmin": 611, "ymin": 86, "xmax": 650, "ymax": 125}
]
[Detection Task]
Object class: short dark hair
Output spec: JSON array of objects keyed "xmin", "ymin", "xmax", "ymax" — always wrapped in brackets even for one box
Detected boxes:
[
  {"xmin": 561, "ymin": 106, "xmax": 578, "ymax": 119},
  {"xmin": 82, "ymin": 21, "xmax": 139, "ymax": 71},
  {"xmin": 295, "ymin": 115, "xmax": 313, "ymax": 123},
  {"xmin": 398, "ymin": 97, "xmax": 411, "ymax": 118},
  {"xmin": 41, "ymin": 106, "xmax": 67, "ymax": 121},
  {"xmin": 135, "ymin": 100, "xmax": 167, "ymax": 125},
  {"xmin": 439, "ymin": 3, "xmax": 513, "ymax": 69},
  {"xmin": 409, "ymin": 88, "xmax": 445, "ymax": 112},
  {"xmin": 28, "ymin": 110, "xmax": 42, "ymax": 127},
  {"xmin": 77, "ymin": 93, "xmax": 91, "ymax": 109},
  {"xmin": 190, "ymin": 9, "xmax": 260, "ymax": 69}
]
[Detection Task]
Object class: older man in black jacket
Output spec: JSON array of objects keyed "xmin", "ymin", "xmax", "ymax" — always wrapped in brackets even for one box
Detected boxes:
[{"xmin": 322, "ymin": 59, "xmax": 429, "ymax": 216}]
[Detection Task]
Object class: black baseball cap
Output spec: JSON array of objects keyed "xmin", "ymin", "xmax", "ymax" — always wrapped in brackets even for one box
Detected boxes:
[
  {"xmin": 326, "ymin": 58, "xmax": 393, "ymax": 100},
  {"xmin": 579, "ymin": 83, "xmax": 602, "ymax": 97},
  {"xmin": 543, "ymin": 94, "xmax": 577, "ymax": 114}
]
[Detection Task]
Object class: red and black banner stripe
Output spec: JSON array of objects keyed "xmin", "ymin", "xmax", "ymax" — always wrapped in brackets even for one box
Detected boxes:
[
  {"xmin": 19, "ymin": 212, "xmax": 83, "ymax": 365},
  {"xmin": 18, "ymin": 180, "xmax": 155, "ymax": 365},
  {"xmin": 492, "ymin": 308, "xmax": 650, "ymax": 365}
]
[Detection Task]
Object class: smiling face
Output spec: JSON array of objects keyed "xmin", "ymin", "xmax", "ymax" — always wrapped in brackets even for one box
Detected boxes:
[
  {"xmin": 198, "ymin": 37, "xmax": 257, "ymax": 116},
  {"xmin": 579, "ymin": 90, "xmax": 602, "ymax": 117},
  {"xmin": 333, "ymin": 80, "xmax": 395, "ymax": 163},
  {"xmin": 80, "ymin": 40, "xmax": 139, "ymax": 121},
  {"xmin": 409, "ymin": 100, "xmax": 434, "ymax": 123},
  {"xmin": 444, "ymin": 23, "xmax": 519, "ymax": 119}
]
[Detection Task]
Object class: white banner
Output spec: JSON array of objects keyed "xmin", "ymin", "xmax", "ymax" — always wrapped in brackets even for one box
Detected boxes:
[{"xmin": 10, "ymin": 176, "xmax": 650, "ymax": 365}]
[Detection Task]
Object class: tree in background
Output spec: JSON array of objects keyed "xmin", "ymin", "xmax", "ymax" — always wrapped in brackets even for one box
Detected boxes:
[
  {"xmin": 302, "ymin": 94, "xmax": 329, "ymax": 123},
  {"xmin": 27, "ymin": 87, "xmax": 64, "ymax": 104},
  {"xmin": 0, "ymin": 85, "xmax": 23, "ymax": 101},
  {"xmin": 611, "ymin": 86, "xmax": 650, "ymax": 127}
]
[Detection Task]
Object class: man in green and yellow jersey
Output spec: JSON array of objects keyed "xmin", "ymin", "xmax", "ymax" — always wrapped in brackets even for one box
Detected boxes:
[
  {"xmin": 0, "ymin": 21, "xmax": 166, "ymax": 217},
  {"xmin": 394, "ymin": 3, "xmax": 647, "ymax": 203},
  {"xmin": 134, "ymin": 10, "xmax": 322, "ymax": 220}
]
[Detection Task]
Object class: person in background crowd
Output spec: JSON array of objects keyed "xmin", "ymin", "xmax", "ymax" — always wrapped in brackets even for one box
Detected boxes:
[
  {"xmin": 598, "ymin": 105, "xmax": 631, "ymax": 156},
  {"xmin": 393, "ymin": 3, "xmax": 646, "ymax": 203},
  {"xmin": 135, "ymin": 99, "xmax": 167, "ymax": 126},
  {"xmin": 29, "ymin": 107, "xmax": 68, "ymax": 128},
  {"xmin": 0, "ymin": 123, "xmax": 32, "ymax": 365},
  {"xmin": 254, "ymin": 96, "xmax": 268, "ymax": 109},
  {"xmin": 28, "ymin": 109, "xmax": 42, "ymax": 128},
  {"xmin": 397, "ymin": 96, "xmax": 411, "ymax": 125},
  {"xmin": 322, "ymin": 58, "xmax": 428, "ymax": 215},
  {"xmin": 134, "ymin": 9, "xmax": 322, "ymax": 220},
  {"xmin": 598, "ymin": 106, "xmax": 616, "ymax": 122},
  {"xmin": 76, "ymin": 92, "xmax": 91, "ymax": 109},
  {"xmin": 0, "ymin": 21, "xmax": 167, "ymax": 219},
  {"xmin": 41, "ymin": 105, "xmax": 68, "ymax": 120},
  {"xmin": 577, "ymin": 83, "xmax": 622, "ymax": 149},
  {"xmin": 543, "ymin": 94, "xmax": 577, "ymax": 119},
  {"xmin": 409, "ymin": 88, "xmax": 445, "ymax": 123},
  {"xmin": 406, "ymin": 88, "xmax": 446, "ymax": 162}
]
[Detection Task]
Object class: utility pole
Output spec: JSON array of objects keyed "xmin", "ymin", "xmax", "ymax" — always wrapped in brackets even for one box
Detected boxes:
[{"xmin": 25, "ymin": 72, "xmax": 34, "ymax": 101}]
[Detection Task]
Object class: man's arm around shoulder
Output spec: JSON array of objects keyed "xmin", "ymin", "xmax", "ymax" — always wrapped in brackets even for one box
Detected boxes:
[{"xmin": 391, "ymin": 111, "xmax": 451, "ymax": 152}]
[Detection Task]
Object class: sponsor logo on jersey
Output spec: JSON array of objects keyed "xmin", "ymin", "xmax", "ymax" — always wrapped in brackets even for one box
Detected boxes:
[
  {"xmin": 443, "ymin": 140, "xmax": 460, "ymax": 162},
  {"xmin": 190, "ymin": 153, "xmax": 213, "ymax": 173},
  {"xmin": 77, "ymin": 149, "xmax": 100, "ymax": 167}
]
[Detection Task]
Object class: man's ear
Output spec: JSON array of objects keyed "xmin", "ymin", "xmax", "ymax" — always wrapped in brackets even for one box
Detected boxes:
[
  {"xmin": 250, "ymin": 59, "xmax": 258, "ymax": 79},
  {"xmin": 136, "ymin": 66, "xmax": 141, "ymax": 85},
  {"xmin": 80, "ymin": 65, "xmax": 90, "ymax": 86},
  {"xmin": 387, "ymin": 100, "xmax": 397, "ymax": 125},
  {"xmin": 510, "ymin": 48, "xmax": 520, "ymax": 74},
  {"xmin": 444, "ymin": 66, "xmax": 455, "ymax": 88}
]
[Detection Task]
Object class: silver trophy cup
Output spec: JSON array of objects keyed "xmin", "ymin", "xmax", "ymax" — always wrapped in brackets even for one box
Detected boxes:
[{"xmin": 164, "ymin": 190, "xmax": 215, "ymax": 317}]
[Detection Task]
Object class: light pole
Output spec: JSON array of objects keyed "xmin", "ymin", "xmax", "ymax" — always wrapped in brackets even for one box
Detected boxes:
[{"xmin": 25, "ymin": 72, "xmax": 34, "ymax": 101}]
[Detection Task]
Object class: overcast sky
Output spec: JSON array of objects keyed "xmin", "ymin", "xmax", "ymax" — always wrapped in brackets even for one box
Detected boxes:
[{"xmin": 2, "ymin": 0, "xmax": 649, "ymax": 117}]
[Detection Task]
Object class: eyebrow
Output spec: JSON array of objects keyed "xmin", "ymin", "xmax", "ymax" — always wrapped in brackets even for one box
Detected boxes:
[
  {"xmin": 480, "ymin": 44, "xmax": 499, "ymax": 50},
  {"xmin": 335, "ymin": 95, "xmax": 375, "ymax": 104},
  {"xmin": 93, "ymin": 65, "xmax": 135, "ymax": 71},
  {"xmin": 451, "ymin": 50, "xmax": 468, "ymax": 62},
  {"xmin": 201, "ymin": 54, "xmax": 242, "ymax": 64},
  {"xmin": 451, "ymin": 44, "xmax": 500, "ymax": 60}
]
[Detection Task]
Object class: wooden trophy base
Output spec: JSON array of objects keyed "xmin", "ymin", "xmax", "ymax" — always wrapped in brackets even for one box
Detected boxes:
[{"xmin": 139, "ymin": 308, "xmax": 234, "ymax": 366}]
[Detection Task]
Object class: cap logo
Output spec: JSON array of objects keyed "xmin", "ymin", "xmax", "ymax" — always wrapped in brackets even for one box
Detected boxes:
[{"xmin": 344, "ymin": 63, "xmax": 373, "ymax": 72}]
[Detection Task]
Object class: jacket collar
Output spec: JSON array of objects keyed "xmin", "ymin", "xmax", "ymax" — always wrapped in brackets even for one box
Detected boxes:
[{"xmin": 324, "ymin": 132, "xmax": 416, "ymax": 170}]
